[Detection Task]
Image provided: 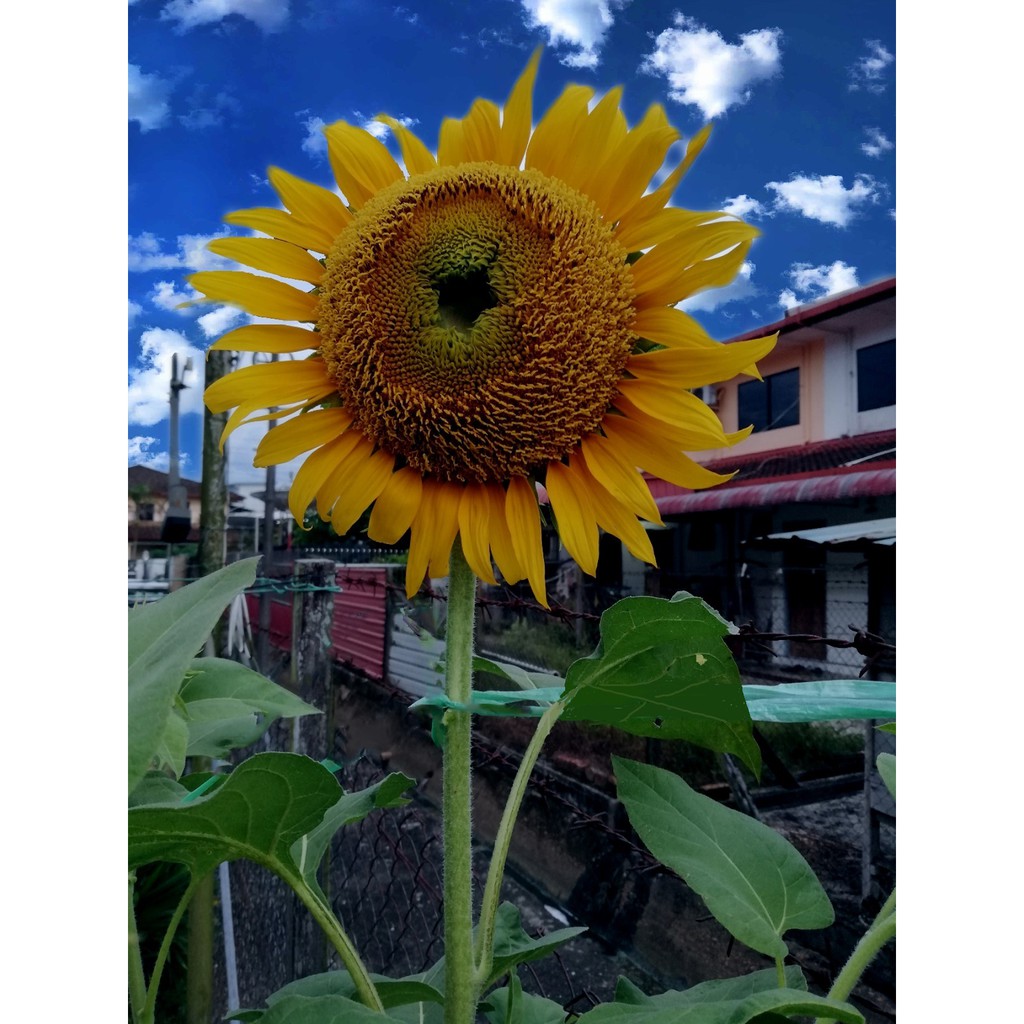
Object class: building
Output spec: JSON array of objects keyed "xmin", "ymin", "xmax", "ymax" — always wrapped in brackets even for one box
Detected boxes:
[{"xmin": 639, "ymin": 277, "xmax": 896, "ymax": 680}]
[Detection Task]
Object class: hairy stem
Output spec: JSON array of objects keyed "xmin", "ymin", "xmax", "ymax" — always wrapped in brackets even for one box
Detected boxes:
[
  {"xmin": 815, "ymin": 889, "xmax": 896, "ymax": 1022},
  {"xmin": 474, "ymin": 700, "xmax": 564, "ymax": 989},
  {"xmin": 443, "ymin": 539, "xmax": 478, "ymax": 1024},
  {"xmin": 286, "ymin": 874, "xmax": 384, "ymax": 1012},
  {"xmin": 142, "ymin": 871, "xmax": 205, "ymax": 1024},
  {"xmin": 128, "ymin": 873, "xmax": 147, "ymax": 1024}
]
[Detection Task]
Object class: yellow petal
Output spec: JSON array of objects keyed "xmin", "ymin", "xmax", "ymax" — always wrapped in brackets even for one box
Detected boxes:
[
  {"xmin": 376, "ymin": 115, "xmax": 437, "ymax": 176},
  {"xmin": 632, "ymin": 305, "xmax": 720, "ymax": 349},
  {"xmin": 601, "ymin": 415, "xmax": 734, "ymax": 490},
  {"xmin": 571, "ymin": 456, "xmax": 656, "ymax": 566},
  {"xmin": 580, "ymin": 435, "xmax": 662, "ymax": 524},
  {"xmin": 267, "ymin": 166, "xmax": 353, "ymax": 237},
  {"xmin": 224, "ymin": 207, "xmax": 336, "ymax": 254},
  {"xmin": 671, "ymin": 240, "xmax": 754, "ymax": 304},
  {"xmin": 458, "ymin": 483, "xmax": 498, "ymax": 585},
  {"xmin": 313, "ymin": 430, "xmax": 366, "ymax": 520},
  {"xmin": 616, "ymin": 382, "xmax": 731, "ymax": 445},
  {"xmin": 189, "ymin": 271, "xmax": 318, "ymax": 321},
  {"xmin": 206, "ymin": 236, "xmax": 325, "ymax": 284},
  {"xmin": 325, "ymin": 121, "xmax": 404, "ymax": 208},
  {"xmin": 462, "ymin": 98, "xmax": 501, "ymax": 163},
  {"xmin": 317, "ymin": 438, "xmax": 395, "ymax": 535},
  {"xmin": 496, "ymin": 47, "xmax": 541, "ymax": 168},
  {"xmin": 204, "ymin": 359, "xmax": 333, "ymax": 414},
  {"xmin": 215, "ymin": 399, "xmax": 311, "ymax": 452},
  {"xmin": 556, "ymin": 88, "xmax": 626, "ymax": 198},
  {"xmin": 616, "ymin": 206, "xmax": 726, "ymax": 254},
  {"xmin": 485, "ymin": 484, "xmax": 523, "ymax": 584},
  {"xmin": 544, "ymin": 461, "xmax": 599, "ymax": 577},
  {"xmin": 526, "ymin": 84, "xmax": 595, "ymax": 178},
  {"xmin": 626, "ymin": 333, "xmax": 778, "ymax": 388},
  {"xmin": 254, "ymin": 407, "xmax": 353, "ymax": 467},
  {"xmin": 289, "ymin": 435, "xmax": 359, "ymax": 524},
  {"xmin": 406, "ymin": 480, "xmax": 461, "ymax": 595},
  {"xmin": 631, "ymin": 220, "xmax": 759, "ymax": 309},
  {"xmin": 436, "ymin": 116, "xmax": 466, "ymax": 166},
  {"xmin": 505, "ymin": 477, "xmax": 548, "ymax": 608},
  {"xmin": 367, "ymin": 467, "xmax": 423, "ymax": 544},
  {"xmin": 209, "ymin": 324, "xmax": 319, "ymax": 354}
]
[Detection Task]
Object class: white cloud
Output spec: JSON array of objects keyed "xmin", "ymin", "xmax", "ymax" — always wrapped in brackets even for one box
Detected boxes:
[
  {"xmin": 641, "ymin": 14, "xmax": 782, "ymax": 119},
  {"xmin": 129, "ymin": 299, "xmax": 144, "ymax": 328},
  {"xmin": 150, "ymin": 280, "xmax": 202, "ymax": 314},
  {"xmin": 353, "ymin": 111, "xmax": 419, "ymax": 142},
  {"xmin": 160, "ymin": 0, "xmax": 290, "ymax": 33},
  {"xmin": 299, "ymin": 114, "xmax": 329, "ymax": 157},
  {"xmin": 197, "ymin": 305, "xmax": 245, "ymax": 338},
  {"xmin": 179, "ymin": 88, "xmax": 241, "ymax": 130},
  {"xmin": 849, "ymin": 40, "xmax": 894, "ymax": 93},
  {"xmin": 679, "ymin": 260, "xmax": 757, "ymax": 313},
  {"xmin": 129, "ymin": 231, "xmax": 232, "ymax": 272},
  {"xmin": 129, "ymin": 64, "xmax": 174, "ymax": 133},
  {"xmin": 861, "ymin": 126, "xmax": 894, "ymax": 158},
  {"xmin": 778, "ymin": 261, "xmax": 859, "ymax": 309},
  {"xmin": 519, "ymin": 0, "xmax": 630, "ymax": 68},
  {"xmin": 129, "ymin": 328, "xmax": 207, "ymax": 426},
  {"xmin": 765, "ymin": 173, "xmax": 879, "ymax": 227},
  {"xmin": 721, "ymin": 194, "xmax": 768, "ymax": 220},
  {"xmin": 129, "ymin": 436, "xmax": 171, "ymax": 472}
]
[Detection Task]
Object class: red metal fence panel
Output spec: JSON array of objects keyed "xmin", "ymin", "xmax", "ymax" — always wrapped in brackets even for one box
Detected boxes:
[{"xmin": 330, "ymin": 566, "xmax": 389, "ymax": 680}]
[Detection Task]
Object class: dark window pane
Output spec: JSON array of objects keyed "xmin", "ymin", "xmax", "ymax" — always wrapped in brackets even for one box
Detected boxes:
[
  {"xmin": 857, "ymin": 339, "xmax": 896, "ymax": 411},
  {"xmin": 738, "ymin": 380, "xmax": 768, "ymax": 432},
  {"xmin": 769, "ymin": 368, "xmax": 800, "ymax": 428}
]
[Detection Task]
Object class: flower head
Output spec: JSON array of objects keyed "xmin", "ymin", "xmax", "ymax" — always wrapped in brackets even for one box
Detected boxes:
[{"xmin": 198, "ymin": 52, "xmax": 775, "ymax": 605}]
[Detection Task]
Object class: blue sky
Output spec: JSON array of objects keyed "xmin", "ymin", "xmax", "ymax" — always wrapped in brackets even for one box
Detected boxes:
[{"xmin": 128, "ymin": 0, "xmax": 895, "ymax": 486}]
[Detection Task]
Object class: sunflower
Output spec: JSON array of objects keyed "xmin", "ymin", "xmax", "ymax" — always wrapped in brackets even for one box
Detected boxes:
[{"xmin": 198, "ymin": 51, "xmax": 776, "ymax": 606}]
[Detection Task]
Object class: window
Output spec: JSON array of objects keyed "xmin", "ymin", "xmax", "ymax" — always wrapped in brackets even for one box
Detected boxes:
[
  {"xmin": 137, "ymin": 503, "xmax": 155, "ymax": 521},
  {"xmin": 857, "ymin": 339, "xmax": 895, "ymax": 411},
  {"xmin": 738, "ymin": 368, "xmax": 800, "ymax": 432}
]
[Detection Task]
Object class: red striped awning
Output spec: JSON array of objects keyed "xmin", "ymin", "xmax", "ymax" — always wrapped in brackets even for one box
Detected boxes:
[{"xmin": 655, "ymin": 467, "xmax": 896, "ymax": 515}]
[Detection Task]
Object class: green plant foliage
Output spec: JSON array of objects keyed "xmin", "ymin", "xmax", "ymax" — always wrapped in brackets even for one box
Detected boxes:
[
  {"xmin": 128, "ymin": 558, "xmax": 258, "ymax": 794},
  {"xmin": 562, "ymin": 595, "xmax": 761, "ymax": 775},
  {"xmin": 474, "ymin": 655, "xmax": 564, "ymax": 692},
  {"xmin": 181, "ymin": 656, "xmax": 320, "ymax": 715},
  {"xmin": 291, "ymin": 772, "xmax": 416, "ymax": 898},
  {"xmin": 128, "ymin": 752, "xmax": 342, "ymax": 877},
  {"xmin": 877, "ymin": 753, "xmax": 895, "ymax": 799},
  {"xmin": 257, "ymin": 970, "xmax": 444, "ymax": 1013},
  {"xmin": 481, "ymin": 903, "xmax": 587, "ymax": 990},
  {"xmin": 482, "ymin": 972, "xmax": 567, "ymax": 1023},
  {"xmin": 613, "ymin": 757, "xmax": 834, "ymax": 960},
  {"xmin": 741, "ymin": 681, "xmax": 896, "ymax": 723},
  {"xmin": 613, "ymin": 967, "xmax": 808, "ymax": 1006},
  {"xmin": 252, "ymin": 993, "xmax": 407, "ymax": 1022}
]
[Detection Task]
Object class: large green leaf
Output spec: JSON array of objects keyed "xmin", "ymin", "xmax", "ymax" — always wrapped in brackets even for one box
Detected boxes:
[
  {"xmin": 617, "ymin": 967, "xmax": 806, "ymax": 1006},
  {"xmin": 262, "ymin": 971, "xmax": 443, "ymax": 1024},
  {"xmin": 614, "ymin": 757, "xmax": 833, "ymax": 960},
  {"xmin": 179, "ymin": 697, "xmax": 270, "ymax": 757},
  {"xmin": 256, "ymin": 994, "xmax": 406, "ymax": 1023},
  {"xmin": 562, "ymin": 595, "xmax": 760, "ymax": 775},
  {"xmin": 180, "ymin": 657, "xmax": 320, "ymax": 718},
  {"xmin": 128, "ymin": 558, "xmax": 258, "ymax": 795},
  {"xmin": 742, "ymin": 681, "xmax": 896, "ymax": 723},
  {"xmin": 576, "ymin": 984, "xmax": 862, "ymax": 1023},
  {"xmin": 152, "ymin": 707, "xmax": 189, "ymax": 778},
  {"xmin": 128, "ymin": 752, "xmax": 341, "ymax": 877},
  {"xmin": 291, "ymin": 772, "xmax": 416, "ymax": 897}
]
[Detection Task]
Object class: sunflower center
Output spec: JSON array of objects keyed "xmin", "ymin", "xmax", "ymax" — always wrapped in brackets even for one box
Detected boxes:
[{"xmin": 316, "ymin": 162, "xmax": 636, "ymax": 484}]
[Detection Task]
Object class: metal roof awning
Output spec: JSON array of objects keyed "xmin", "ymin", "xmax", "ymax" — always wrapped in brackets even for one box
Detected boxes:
[
  {"xmin": 655, "ymin": 468, "xmax": 895, "ymax": 515},
  {"xmin": 758, "ymin": 517, "xmax": 896, "ymax": 547}
]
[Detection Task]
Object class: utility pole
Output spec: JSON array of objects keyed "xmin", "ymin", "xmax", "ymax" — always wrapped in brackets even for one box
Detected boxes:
[{"xmin": 162, "ymin": 353, "xmax": 193, "ymax": 544}]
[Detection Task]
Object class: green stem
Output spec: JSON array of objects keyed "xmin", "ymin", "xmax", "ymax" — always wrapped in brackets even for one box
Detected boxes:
[
  {"xmin": 474, "ymin": 700, "xmax": 564, "ymax": 989},
  {"xmin": 775, "ymin": 955, "xmax": 786, "ymax": 988},
  {"xmin": 443, "ymin": 539, "xmax": 478, "ymax": 1024},
  {"xmin": 286, "ymin": 874, "xmax": 385, "ymax": 1012},
  {"xmin": 128, "ymin": 873, "xmax": 147, "ymax": 1024},
  {"xmin": 141, "ymin": 871, "xmax": 205, "ymax": 1024},
  {"xmin": 815, "ymin": 889, "xmax": 896, "ymax": 1022}
]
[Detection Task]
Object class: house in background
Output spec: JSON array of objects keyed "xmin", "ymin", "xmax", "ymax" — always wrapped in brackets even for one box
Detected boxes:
[
  {"xmin": 635, "ymin": 277, "xmax": 896, "ymax": 681},
  {"xmin": 128, "ymin": 464, "xmax": 205, "ymax": 557}
]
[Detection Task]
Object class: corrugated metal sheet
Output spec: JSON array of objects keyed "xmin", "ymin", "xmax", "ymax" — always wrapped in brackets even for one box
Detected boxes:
[
  {"xmin": 330, "ymin": 566, "xmax": 389, "ymax": 679},
  {"xmin": 656, "ymin": 468, "xmax": 895, "ymax": 515},
  {"xmin": 244, "ymin": 593, "xmax": 292, "ymax": 650},
  {"xmin": 763, "ymin": 517, "xmax": 896, "ymax": 546},
  {"xmin": 387, "ymin": 613, "xmax": 446, "ymax": 698}
]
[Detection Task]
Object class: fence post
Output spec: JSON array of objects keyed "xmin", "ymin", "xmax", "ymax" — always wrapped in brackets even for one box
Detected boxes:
[{"xmin": 290, "ymin": 559, "xmax": 337, "ymax": 758}]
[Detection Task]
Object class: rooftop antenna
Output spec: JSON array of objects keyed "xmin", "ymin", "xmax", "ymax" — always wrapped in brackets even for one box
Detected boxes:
[{"xmin": 161, "ymin": 352, "xmax": 194, "ymax": 543}]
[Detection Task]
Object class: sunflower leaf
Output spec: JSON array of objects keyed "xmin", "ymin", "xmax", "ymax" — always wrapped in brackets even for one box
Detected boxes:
[
  {"xmin": 613, "ymin": 757, "xmax": 833, "ymax": 960},
  {"xmin": 562, "ymin": 594, "xmax": 760, "ymax": 775}
]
